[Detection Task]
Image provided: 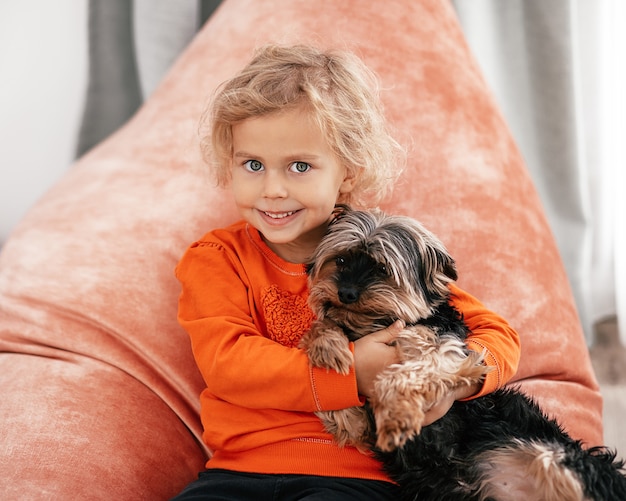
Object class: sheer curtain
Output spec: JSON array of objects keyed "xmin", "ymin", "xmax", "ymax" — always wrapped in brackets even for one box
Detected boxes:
[{"xmin": 452, "ymin": 0, "xmax": 625, "ymax": 345}]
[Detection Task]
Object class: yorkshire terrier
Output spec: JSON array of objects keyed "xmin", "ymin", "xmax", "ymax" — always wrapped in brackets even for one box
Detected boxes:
[{"xmin": 299, "ymin": 205, "xmax": 626, "ymax": 501}]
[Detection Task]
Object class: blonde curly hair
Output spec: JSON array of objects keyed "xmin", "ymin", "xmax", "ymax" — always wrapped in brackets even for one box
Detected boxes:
[{"xmin": 201, "ymin": 44, "xmax": 404, "ymax": 207}]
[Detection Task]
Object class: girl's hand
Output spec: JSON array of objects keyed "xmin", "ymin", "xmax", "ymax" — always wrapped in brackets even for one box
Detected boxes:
[
  {"xmin": 353, "ymin": 321, "xmax": 481, "ymax": 422},
  {"xmin": 422, "ymin": 381, "xmax": 481, "ymax": 427},
  {"xmin": 353, "ymin": 320, "xmax": 404, "ymax": 398}
]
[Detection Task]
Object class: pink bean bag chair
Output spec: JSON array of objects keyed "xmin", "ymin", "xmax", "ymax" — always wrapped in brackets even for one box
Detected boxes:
[{"xmin": 0, "ymin": 0, "xmax": 602, "ymax": 499}]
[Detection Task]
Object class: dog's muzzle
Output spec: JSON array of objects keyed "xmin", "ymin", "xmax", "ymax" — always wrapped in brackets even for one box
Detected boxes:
[{"xmin": 338, "ymin": 286, "xmax": 359, "ymax": 304}]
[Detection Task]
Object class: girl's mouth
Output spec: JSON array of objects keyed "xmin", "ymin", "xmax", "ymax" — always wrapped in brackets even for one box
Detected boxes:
[
  {"xmin": 258, "ymin": 209, "xmax": 301, "ymax": 226},
  {"xmin": 263, "ymin": 210, "xmax": 296, "ymax": 219}
]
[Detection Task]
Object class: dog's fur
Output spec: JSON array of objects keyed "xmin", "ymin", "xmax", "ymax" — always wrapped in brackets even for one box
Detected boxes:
[{"xmin": 299, "ymin": 206, "xmax": 626, "ymax": 501}]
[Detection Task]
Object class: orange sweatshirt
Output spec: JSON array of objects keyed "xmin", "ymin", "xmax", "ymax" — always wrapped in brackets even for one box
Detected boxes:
[{"xmin": 176, "ymin": 220, "xmax": 520, "ymax": 482}]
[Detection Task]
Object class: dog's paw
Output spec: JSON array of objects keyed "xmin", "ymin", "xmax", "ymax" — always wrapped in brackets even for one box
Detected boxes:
[
  {"xmin": 462, "ymin": 349, "xmax": 494, "ymax": 381},
  {"xmin": 374, "ymin": 402, "xmax": 425, "ymax": 452},
  {"xmin": 301, "ymin": 328, "xmax": 353, "ymax": 375},
  {"xmin": 318, "ymin": 407, "xmax": 373, "ymax": 452},
  {"xmin": 307, "ymin": 342, "xmax": 353, "ymax": 375}
]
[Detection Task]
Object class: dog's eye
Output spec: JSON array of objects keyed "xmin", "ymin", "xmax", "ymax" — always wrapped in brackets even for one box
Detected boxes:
[
  {"xmin": 377, "ymin": 263, "xmax": 388, "ymax": 276},
  {"xmin": 335, "ymin": 256, "xmax": 346, "ymax": 267}
]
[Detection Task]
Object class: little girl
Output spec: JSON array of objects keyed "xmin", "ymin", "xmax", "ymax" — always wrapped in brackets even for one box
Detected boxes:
[{"xmin": 173, "ymin": 44, "xmax": 520, "ymax": 500}]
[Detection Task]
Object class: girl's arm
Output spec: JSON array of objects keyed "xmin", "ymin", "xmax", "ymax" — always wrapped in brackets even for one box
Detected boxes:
[
  {"xmin": 419, "ymin": 284, "xmax": 520, "ymax": 426},
  {"xmin": 449, "ymin": 283, "xmax": 521, "ymax": 399},
  {"xmin": 175, "ymin": 239, "xmax": 363, "ymax": 413}
]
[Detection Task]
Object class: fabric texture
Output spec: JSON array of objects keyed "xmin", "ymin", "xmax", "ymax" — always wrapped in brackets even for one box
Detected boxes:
[
  {"xmin": 175, "ymin": 221, "xmax": 520, "ymax": 481},
  {"xmin": 0, "ymin": 0, "xmax": 603, "ymax": 499}
]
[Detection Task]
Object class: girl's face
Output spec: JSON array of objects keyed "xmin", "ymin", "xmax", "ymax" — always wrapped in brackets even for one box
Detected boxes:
[{"xmin": 230, "ymin": 106, "xmax": 355, "ymax": 263}]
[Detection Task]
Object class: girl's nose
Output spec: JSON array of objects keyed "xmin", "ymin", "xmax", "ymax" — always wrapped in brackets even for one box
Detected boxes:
[{"xmin": 262, "ymin": 171, "xmax": 288, "ymax": 198}]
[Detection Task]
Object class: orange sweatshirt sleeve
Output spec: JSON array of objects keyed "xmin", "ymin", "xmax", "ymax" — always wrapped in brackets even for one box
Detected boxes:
[
  {"xmin": 175, "ymin": 236, "xmax": 362, "ymax": 414},
  {"xmin": 448, "ymin": 284, "xmax": 521, "ymax": 399}
]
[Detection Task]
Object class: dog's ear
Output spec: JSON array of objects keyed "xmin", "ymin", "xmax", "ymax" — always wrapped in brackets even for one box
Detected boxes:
[
  {"xmin": 421, "ymin": 245, "xmax": 457, "ymax": 302},
  {"xmin": 331, "ymin": 204, "xmax": 353, "ymax": 224},
  {"xmin": 438, "ymin": 250, "xmax": 457, "ymax": 281},
  {"xmin": 401, "ymin": 216, "xmax": 457, "ymax": 283},
  {"xmin": 306, "ymin": 205, "xmax": 353, "ymax": 275},
  {"xmin": 410, "ymin": 222, "xmax": 458, "ymax": 303}
]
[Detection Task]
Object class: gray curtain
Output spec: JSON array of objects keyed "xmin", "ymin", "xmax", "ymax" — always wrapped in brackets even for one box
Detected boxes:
[
  {"xmin": 76, "ymin": 0, "xmax": 221, "ymax": 156},
  {"xmin": 76, "ymin": 1, "xmax": 141, "ymax": 156}
]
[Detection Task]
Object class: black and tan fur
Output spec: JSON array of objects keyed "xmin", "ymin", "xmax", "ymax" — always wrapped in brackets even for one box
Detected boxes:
[{"xmin": 299, "ymin": 205, "xmax": 626, "ymax": 501}]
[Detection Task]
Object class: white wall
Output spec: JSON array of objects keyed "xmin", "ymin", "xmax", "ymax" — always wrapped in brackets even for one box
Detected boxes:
[{"xmin": 0, "ymin": 1, "xmax": 88, "ymax": 244}]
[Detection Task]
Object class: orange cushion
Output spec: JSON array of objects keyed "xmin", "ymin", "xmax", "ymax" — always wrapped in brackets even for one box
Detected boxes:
[{"xmin": 0, "ymin": 0, "xmax": 602, "ymax": 498}]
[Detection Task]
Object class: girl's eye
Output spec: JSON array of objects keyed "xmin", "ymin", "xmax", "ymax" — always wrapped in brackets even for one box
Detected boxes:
[
  {"xmin": 290, "ymin": 161, "xmax": 311, "ymax": 173},
  {"xmin": 244, "ymin": 160, "xmax": 264, "ymax": 172}
]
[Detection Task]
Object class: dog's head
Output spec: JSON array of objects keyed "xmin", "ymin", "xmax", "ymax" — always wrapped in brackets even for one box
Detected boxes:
[{"xmin": 307, "ymin": 206, "xmax": 457, "ymax": 337}]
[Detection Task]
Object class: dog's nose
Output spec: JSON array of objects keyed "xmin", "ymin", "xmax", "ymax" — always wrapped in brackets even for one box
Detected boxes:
[{"xmin": 338, "ymin": 287, "xmax": 359, "ymax": 304}]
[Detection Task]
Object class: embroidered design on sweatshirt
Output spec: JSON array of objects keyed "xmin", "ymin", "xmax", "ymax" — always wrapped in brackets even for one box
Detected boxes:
[{"xmin": 262, "ymin": 285, "xmax": 314, "ymax": 348}]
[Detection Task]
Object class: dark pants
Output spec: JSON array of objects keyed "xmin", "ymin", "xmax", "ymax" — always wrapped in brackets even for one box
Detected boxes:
[{"xmin": 171, "ymin": 469, "xmax": 400, "ymax": 500}]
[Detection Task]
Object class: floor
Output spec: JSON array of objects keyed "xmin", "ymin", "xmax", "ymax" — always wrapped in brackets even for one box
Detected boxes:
[{"xmin": 589, "ymin": 316, "xmax": 626, "ymax": 457}]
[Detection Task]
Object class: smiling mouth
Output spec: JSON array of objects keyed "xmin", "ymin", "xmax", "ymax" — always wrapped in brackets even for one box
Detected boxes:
[{"xmin": 262, "ymin": 210, "xmax": 298, "ymax": 219}]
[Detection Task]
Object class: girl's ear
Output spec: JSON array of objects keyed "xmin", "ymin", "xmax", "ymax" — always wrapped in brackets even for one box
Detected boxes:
[{"xmin": 339, "ymin": 170, "xmax": 358, "ymax": 194}]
